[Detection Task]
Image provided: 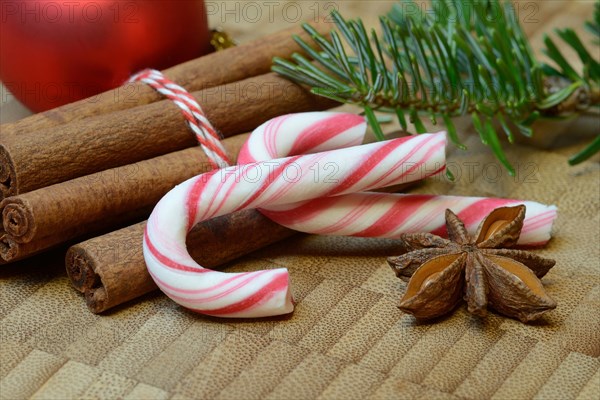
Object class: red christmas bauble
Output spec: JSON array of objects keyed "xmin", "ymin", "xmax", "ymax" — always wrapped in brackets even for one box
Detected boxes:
[{"xmin": 0, "ymin": 0, "xmax": 211, "ymax": 112}]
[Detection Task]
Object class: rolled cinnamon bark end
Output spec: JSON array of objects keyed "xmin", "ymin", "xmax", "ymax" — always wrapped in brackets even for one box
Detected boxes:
[
  {"xmin": 1, "ymin": 198, "xmax": 35, "ymax": 242},
  {"xmin": 84, "ymin": 288, "xmax": 112, "ymax": 315},
  {"xmin": 0, "ymin": 235, "xmax": 53, "ymax": 264},
  {"xmin": 66, "ymin": 210, "xmax": 296, "ymax": 313},
  {"xmin": 0, "ymin": 233, "xmax": 18, "ymax": 263},
  {"xmin": 66, "ymin": 224, "xmax": 157, "ymax": 313},
  {"xmin": 0, "ymin": 147, "xmax": 15, "ymax": 199},
  {"xmin": 0, "ymin": 134, "xmax": 251, "ymax": 263},
  {"xmin": 0, "ymin": 20, "xmax": 333, "ymax": 137},
  {"xmin": 65, "ymin": 247, "xmax": 100, "ymax": 293},
  {"xmin": 0, "ymin": 73, "xmax": 336, "ymax": 198}
]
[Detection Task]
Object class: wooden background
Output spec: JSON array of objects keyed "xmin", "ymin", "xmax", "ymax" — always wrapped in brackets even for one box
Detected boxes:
[{"xmin": 1, "ymin": 1, "xmax": 599, "ymax": 399}]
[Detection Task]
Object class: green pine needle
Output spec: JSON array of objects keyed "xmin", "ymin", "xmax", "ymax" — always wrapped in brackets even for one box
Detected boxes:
[
  {"xmin": 363, "ymin": 106, "xmax": 385, "ymax": 141},
  {"xmin": 569, "ymin": 135, "xmax": 600, "ymax": 165},
  {"xmin": 272, "ymin": 0, "xmax": 600, "ymax": 171}
]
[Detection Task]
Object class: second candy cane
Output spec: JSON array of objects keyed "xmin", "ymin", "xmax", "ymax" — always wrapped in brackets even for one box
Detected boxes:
[{"xmin": 239, "ymin": 113, "xmax": 557, "ymax": 246}]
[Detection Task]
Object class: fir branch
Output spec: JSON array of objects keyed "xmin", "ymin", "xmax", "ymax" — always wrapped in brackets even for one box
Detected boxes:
[{"xmin": 272, "ymin": 0, "xmax": 600, "ymax": 172}]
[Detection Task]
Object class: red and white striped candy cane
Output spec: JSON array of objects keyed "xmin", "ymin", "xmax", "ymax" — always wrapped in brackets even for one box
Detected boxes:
[
  {"xmin": 143, "ymin": 126, "xmax": 446, "ymax": 318},
  {"xmin": 238, "ymin": 113, "xmax": 557, "ymax": 246},
  {"xmin": 259, "ymin": 193, "xmax": 556, "ymax": 246}
]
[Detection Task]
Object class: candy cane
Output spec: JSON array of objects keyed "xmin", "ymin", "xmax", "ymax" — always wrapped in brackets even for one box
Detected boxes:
[
  {"xmin": 259, "ymin": 193, "xmax": 556, "ymax": 246},
  {"xmin": 238, "ymin": 113, "xmax": 557, "ymax": 246},
  {"xmin": 143, "ymin": 128, "xmax": 446, "ymax": 318}
]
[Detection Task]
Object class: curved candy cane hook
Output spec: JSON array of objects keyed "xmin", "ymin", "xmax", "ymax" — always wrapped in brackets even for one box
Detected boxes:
[{"xmin": 143, "ymin": 115, "xmax": 446, "ymax": 318}]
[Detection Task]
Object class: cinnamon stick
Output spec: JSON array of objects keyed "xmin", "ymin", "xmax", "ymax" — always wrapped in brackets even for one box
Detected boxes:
[
  {"xmin": 0, "ymin": 134, "xmax": 249, "ymax": 264},
  {"xmin": 66, "ymin": 210, "xmax": 295, "ymax": 313},
  {"xmin": 0, "ymin": 73, "xmax": 336, "ymax": 198},
  {"xmin": 66, "ymin": 183, "xmax": 419, "ymax": 314},
  {"xmin": 1, "ymin": 21, "xmax": 331, "ymax": 136}
]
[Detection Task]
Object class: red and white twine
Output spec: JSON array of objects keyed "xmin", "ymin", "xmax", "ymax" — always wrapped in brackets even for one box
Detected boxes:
[{"xmin": 129, "ymin": 69, "xmax": 231, "ymax": 169}]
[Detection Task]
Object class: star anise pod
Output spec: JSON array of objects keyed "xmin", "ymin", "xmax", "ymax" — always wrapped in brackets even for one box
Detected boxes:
[{"xmin": 387, "ymin": 205, "xmax": 557, "ymax": 323}]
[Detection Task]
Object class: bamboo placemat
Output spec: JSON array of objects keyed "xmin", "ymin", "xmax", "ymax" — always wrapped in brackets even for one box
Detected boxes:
[{"xmin": 1, "ymin": 2, "xmax": 598, "ymax": 399}]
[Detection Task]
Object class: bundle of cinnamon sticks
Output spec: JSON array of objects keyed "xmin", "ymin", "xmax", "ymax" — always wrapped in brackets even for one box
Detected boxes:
[{"xmin": 0, "ymin": 23, "xmax": 335, "ymax": 313}]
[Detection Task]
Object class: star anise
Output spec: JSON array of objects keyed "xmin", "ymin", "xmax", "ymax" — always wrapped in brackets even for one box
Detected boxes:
[{"xmin": 387, "ymin": 205, "xmax": 557, "ymax": 323}]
